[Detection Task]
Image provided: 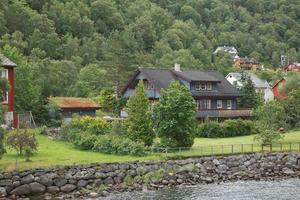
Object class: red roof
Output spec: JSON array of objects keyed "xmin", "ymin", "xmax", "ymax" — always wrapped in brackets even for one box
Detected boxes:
[{"xmin": 49, "ymin": 97, "xmax": 100, "ymax": 109}]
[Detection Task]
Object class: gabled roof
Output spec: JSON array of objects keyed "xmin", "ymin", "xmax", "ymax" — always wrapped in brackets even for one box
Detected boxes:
[
  {"xmin": 226, "ymin": 72, "xmax": 270, "ymax": 89},
  {"xmin": 172, "ymin": 70, "xmax": 220, "ymax": 82},
  {"xmin": 49, "ymin": 97, "xmax": 100, "ymax": 109},
  {"xmin": 0, "ymin": 54, "xmax": 17, "ymax": 67},
  {"xmin": 272, "ymin": 78, "xmax": 286, "ymax": 89},
  {"xmin": 139, "ymin": 68, "xmax": 177, "ymax": 90},
  {"xmin": 122, "ymin": 68, "xmax": 240, "ymax": 97}
]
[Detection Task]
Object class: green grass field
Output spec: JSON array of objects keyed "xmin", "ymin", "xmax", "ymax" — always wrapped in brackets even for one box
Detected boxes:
[{"xmin": 1, "ymin": 131, "xmax": 300, "ymax": 171}]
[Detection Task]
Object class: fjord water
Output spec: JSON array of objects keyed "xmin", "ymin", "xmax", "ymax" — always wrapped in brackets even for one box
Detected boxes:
[{"xmin": 94, "ymin": 179, "xmax": 300, "ymax": 200}]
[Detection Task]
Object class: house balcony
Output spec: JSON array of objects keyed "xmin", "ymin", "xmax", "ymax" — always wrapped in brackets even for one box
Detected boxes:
[{"xmin": 196, "ymin": 109, "xmax": 253, "ymax": 118}]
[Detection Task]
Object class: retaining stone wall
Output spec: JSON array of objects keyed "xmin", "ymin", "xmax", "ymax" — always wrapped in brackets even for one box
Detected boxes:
[{"xmin": 0, "ymin": 153, "xmax": 300, "ymax": 199}]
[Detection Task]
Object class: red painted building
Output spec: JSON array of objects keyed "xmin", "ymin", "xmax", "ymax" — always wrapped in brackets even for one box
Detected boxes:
[
  {"xmin": 0, "ymin": 55, "xmax": 16, "ymax": 127},
  {"xmin": 283, "ymin": 63, "xmax": 300, "ymax": 72},
  {"xmin": 272, "ymin": 78, "xmax": 287, "ymax": 100}
]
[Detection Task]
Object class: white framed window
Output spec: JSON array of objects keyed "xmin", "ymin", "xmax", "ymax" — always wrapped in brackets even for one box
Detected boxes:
[
  {"xmin": 217, "ymin": 100, "xmax": 223, "ymax": 109},
  {"xmin": 197, "ymin": 99, "xmax": 211, "ymax": 110},
  {"xmin": 1, "ymin": 69, "xmax": 8, "ymax": 79},
  {"xmin": 144, "ymin": 80, "xmax": 154, "ymax": 90},
  {"xmin": 206, "ymin": 83, "xmax": 212, "ymax": 90},
  {"xmin": 1, "ymin": 69, "xmax": 8, "ymax": 103},
  {"xmin": 200, "ymin": 83, "xmax": 206, "ymax": 90},
  {"xmin": 195, "ymin": 82, "xmax": 202, "ymax": 91},
  {"xmin": 195, "ymin": 82, "xmax": 212, "ymax": 91},
  {"xmin": 227, "ymin": 100, "xmax": 232, "ymax": 109}
]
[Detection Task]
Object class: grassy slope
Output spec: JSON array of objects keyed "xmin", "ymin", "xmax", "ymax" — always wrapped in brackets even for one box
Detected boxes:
[
  {"xmin": 1, "ymin": 131, "xmax": 299, "ymax": 171},
  {"xmin": 194, "ymin": 131, "xmax": 300, "ymax": 146},
  {"xmin": 0, "ymin": 135, "xmax": 158, "ymax": 171}
]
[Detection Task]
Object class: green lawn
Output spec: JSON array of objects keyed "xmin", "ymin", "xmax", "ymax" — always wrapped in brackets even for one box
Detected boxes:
[{"xmin": 1, "ymin": 131, "xmax": 300, "ymax": 171}]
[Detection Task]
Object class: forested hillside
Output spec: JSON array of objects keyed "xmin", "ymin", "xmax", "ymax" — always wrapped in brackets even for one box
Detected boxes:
[{"xmin": 0, "ymin": 0, "xmax": 300, "ymax": 117}]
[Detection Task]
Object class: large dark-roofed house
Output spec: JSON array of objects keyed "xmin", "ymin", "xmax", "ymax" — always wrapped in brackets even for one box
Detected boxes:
[{"xmin": 121, "ymin": 64, "xmax": 252, "ymax": 119}]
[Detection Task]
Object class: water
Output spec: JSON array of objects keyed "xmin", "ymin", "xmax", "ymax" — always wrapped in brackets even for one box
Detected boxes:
[{"xmin": 94, "ymin": 179, "xmax": 300, "ymax": 200}]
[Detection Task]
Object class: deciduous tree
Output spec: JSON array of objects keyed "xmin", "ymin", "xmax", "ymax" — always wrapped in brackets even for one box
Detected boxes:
[{"xmin": 153, "ymin": 81, "xmax": 196, "ymax": 147}]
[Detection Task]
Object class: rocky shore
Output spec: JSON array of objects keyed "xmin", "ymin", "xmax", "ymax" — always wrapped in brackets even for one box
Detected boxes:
[{"xmin": 0, "ymin": 153, "xmax": 299, "ymax": 199}]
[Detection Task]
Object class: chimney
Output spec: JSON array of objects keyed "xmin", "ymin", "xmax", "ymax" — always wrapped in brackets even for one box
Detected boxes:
[{"xmin": 174, "ymin": 63, "xmax": 181, "ymax": 72}]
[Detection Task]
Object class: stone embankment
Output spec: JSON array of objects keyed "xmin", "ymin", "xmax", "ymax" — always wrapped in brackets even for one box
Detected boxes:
[{"xmin": 0, "ymin": 153, "xmax": 299, "ymax": 199}]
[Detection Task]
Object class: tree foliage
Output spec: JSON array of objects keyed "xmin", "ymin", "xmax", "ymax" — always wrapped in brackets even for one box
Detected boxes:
[
  {"xmin": 97, "ymin": 88, "xmax": 117, "ymax": 114},
  {"xmin": 6, "ymin": 129, "xmax": 38, "ymax": 156},
  {"xmin": 0, "ymin": 0, "xmax": 299, "ymax": 122},
  {"xmin": 125, "ymin": 80, "xmax": 154, "ymax": 146},
  {"xmin": 153, "ymin": 81, "xmax": 196, "ymax": 147},
  {"xmin": 238, "ymin": 73, "xmax": 262, "ymax": 109}
]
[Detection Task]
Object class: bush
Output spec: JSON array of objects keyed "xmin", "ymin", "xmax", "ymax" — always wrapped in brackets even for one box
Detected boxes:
[
  {"xmin": 197, "ymin": 120, "xmax": 222, "ymax": 138},
  {"xmin": 61, "ymin": 116, "xmax": 109, "ymax": 142},
  {"xmin": 92, "ymin": 135, "xmax": 146, "ymax": 156},
  {"xmin": 197, "ymin": 119, "xmax": 257, "ymax": 138},
  {"xmin": 60, "ymin": 122, "xmax": 81, "ymax": 142},
  {"xmin": 73, "ymin": 132, "xmax": 98, "ymax": 150},
  {"xmin": 72, "ymin": 116, "xmax": 109, "ymax": 135}
]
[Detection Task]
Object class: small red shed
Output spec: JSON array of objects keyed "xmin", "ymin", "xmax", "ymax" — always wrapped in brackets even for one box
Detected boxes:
[{"xmin": 272, "ymin": 78, "xmax": 287, "ymax": 100}]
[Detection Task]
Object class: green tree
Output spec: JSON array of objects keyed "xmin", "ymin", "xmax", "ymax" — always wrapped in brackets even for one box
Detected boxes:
[
  {"xmin": 254, "ymin": 101, "xmax": 288, "ymax": 130},
  {"xmin": 153, "ymin": 81, "xmax": 196, "ymax": 147},
  {"xmin": 72, "ymin": 64, "xmax": 107, "ymax": 97},
  {"xmin": 238, "ymin": 74, "xmax": 261, "ymax": 109},
  {"xmin": 98, "ymin": 88, "xmax": 117, "ymax": 114},
  {"xmin": 125, "ymin": 80, "xmax": 154, "ymax": 146},
  {"xmin": 6, "ymin": 129, "xmax": 38, "ymax": 156},
  {"xmin": 282, "ymin": 89, "xmax": 300, "ymax": 128}
]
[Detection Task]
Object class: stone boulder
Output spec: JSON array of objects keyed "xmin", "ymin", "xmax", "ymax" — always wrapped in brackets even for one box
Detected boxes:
[
  {"xmin": 21, "ymin": 174, "xmax": 34, "ymax": 184},
  {"xmin": 0, "ymin": 187, "xmax": 7, "ymax": 197},
  {"xmin": 60, "ymin": 184, "xmax": 76, "ymax": 193},
  {"xmin": 47, "ymin": 186, "xmax": 60, "ymax": 194},
  {"xmin": 77, "ymin": 180, "xmax": 88, "ymax": 188},
  {"xmin": 30, "ymin": 182, "xmax": 46, "ymax": 194},
  {"xmin": 53, "ymin": 178, "xmax": 67, "ymax": 187},
  {"xmin": 37, "ymin": 175, "xmax": 53, "ymax": 186},
  {"xmin": 10, "ymin": 184, "xmax": 31, "ymax": 196}
]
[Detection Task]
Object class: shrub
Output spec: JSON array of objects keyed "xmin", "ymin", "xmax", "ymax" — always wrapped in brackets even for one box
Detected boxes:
[
  {"xmin": 109, "ymin": 121, "xmax": 126, "ymax": 135},
  {"xmin": 60, "ymin": 122, "xmax": 81, "ymax": 142},
  {"xmin": 255, "ymin": 123, "xmax": 284, "ymax": 145},
  {"xmin": 223, "ymin": 119, "xmax": 257, "ymax": 137},
  {"xmin": 72, "ymin": 116, "xmax": 109, "ymax": 135},
  {"xmin": 73, "ymin": 132, "xmax": 98, "ymax": 150},
  {"xmin": 61, "ymin": 116, "xmax": 109, "ymax": 142},
  {"xmin": 196, "ymin": 119, "xmax": 257, "ymax": 138},
  {"xmin": 197, "ymin": 120, "xmax": 222, "ymax": 138},
  {"xmin": 92, "ymin": 135, "xmax": 146, "ymax": 156}
]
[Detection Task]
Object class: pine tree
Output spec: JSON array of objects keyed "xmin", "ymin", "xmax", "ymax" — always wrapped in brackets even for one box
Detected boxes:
[
  {"xmin": 238, "ymin": 74, "xmax": 261, "ymax": 109},
  {"xmin": 125, "ymin": 80, "xmax": 154, "ymax": 146},
  {"xmin": 153, "ymin": 81, "xmax": 196, "ymax": 148}
]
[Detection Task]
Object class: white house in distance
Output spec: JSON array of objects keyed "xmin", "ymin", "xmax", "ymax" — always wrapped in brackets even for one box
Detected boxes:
[
  {"xmin": 213, "ymin": 46, "xmax": 239, "ymax": 61},
  {"xmin": 226, "ymin": 72, "xmax": 274, "ymax": 102}
]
